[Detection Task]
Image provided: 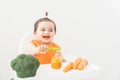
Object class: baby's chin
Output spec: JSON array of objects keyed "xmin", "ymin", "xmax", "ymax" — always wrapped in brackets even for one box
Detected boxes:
[{"xmin": 42, "ymin": 40, "xmax": 51, "ymax": 44}]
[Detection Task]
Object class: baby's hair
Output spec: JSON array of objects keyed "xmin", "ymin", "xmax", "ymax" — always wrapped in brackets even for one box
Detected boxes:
[
  {"xmin": 34, "ymin": 12, "xmax": 56, "ymax": 33},
  {"xmin": 45, "ymin": 12, "xmax": 48, "ymax": 17}
]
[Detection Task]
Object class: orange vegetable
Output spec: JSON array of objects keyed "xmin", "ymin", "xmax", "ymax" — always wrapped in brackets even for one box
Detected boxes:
[
  {"xmin": 78, "ymin": 59, "xmax": 88, "ymax": 70},
  {"xmin": 73, "ymin": 57, "xmax": 82, "ymax": 69},
  {"xmin": 63, "ymin": 62, "xmax": 73, "ymax": 73}
]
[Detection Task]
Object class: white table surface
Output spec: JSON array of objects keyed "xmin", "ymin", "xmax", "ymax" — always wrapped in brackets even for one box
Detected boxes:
[{"xmin": 11, "ymin": 55, "xmax": 101, "ymax": 80}]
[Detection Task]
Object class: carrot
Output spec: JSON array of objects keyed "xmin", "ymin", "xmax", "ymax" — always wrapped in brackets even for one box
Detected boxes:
[
  {"xmin": 78, "ymin": 59, "xmax": 88, "ymax": 70},
  {"xmin": 63, "ymin": 62, "xmax": 73, "ymax": 73},
  {"xmin": 73, "ymin": 57, "xmax": 82, "ymax": 69}
]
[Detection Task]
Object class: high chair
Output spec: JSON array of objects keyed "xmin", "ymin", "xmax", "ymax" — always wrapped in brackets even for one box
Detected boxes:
[
  {"xmin": 18, "ymin": 32, "xmax": 34, "ymax": 54},
  {"xmin": 15, "ymin": 32, "xmax": 102, "ymax": 80}
]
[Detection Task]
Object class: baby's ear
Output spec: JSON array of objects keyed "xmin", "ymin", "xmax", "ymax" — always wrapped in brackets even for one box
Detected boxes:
[{"xmin": 34, "ymin": 32, "xmax": 37, "ymax": 34}]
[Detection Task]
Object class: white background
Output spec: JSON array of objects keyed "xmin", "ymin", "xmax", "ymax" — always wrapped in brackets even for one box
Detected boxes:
[{"xmin": 0, "ymin": 0, "xmax": 120, "ymax": 80}]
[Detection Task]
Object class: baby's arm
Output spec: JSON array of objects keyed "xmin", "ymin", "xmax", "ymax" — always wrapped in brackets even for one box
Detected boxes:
[
  {"xmin": 55, "ymin": 51, "xmax": 65, "ymax": 62},
  {"xmin": 24, "ymin": 43, "xmax": 38, "ymax": 55},
  {"xmin": 19, "ymin": 40, "xmax": 48, "ymax": 55},
  {"xmin": 26, "ymin": 44, "xmax": 48, "ymax": 55}
]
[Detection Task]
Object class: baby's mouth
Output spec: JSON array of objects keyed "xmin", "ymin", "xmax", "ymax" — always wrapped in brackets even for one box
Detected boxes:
[{"xmin": 43, "ymin": 36, "xmax": 50, "ymax": 39}]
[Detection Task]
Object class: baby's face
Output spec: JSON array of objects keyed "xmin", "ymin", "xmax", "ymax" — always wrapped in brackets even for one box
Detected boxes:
[{"xmin": 35, "ymin": 21, "xmax": 56, "ymax": 44}]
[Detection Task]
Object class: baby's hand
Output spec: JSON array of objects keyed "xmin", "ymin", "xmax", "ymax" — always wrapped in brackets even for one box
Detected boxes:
[
  {"xmin": 55, "ymin": 51, "xmax": 65, "ymax": 62},
  {"xmin": 38, "ymin": 45, "xmax": 48, "ymax": 54},
  {"xmin": 55, "ymin": 51, "xmax": 62, "ymax": 57}
]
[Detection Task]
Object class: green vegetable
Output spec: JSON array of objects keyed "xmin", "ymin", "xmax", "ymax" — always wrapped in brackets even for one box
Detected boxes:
[{"xmin": 11, "ymin": 54, "xmax": 40, "ymax": 78}]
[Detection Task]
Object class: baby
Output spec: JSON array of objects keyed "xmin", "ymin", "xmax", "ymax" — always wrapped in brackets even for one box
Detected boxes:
[{"xmin": 24, "ymin": 16, "xmax": 65, "ymax": 64}]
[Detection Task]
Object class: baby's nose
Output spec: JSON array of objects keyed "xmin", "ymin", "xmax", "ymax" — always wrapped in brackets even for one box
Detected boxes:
[{"xmin": 44, "ymin": 30, "xmax": 49, "ymax": 33}]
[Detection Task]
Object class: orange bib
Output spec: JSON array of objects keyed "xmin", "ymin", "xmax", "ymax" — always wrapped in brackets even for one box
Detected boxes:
[{"xmin": 31, "ymin": 40, "xmax": 60, "ymax": 64}]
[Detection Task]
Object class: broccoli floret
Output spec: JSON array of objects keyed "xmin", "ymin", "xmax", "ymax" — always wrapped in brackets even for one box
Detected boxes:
[{"xmin": 11, "ymin": 54, "xmax": 40, "ymax": 78}]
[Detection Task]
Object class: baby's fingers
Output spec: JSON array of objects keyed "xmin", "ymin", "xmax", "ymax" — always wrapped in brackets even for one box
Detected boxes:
[
  {"xmin": 55, "ymin": 51, "xmax": 62, "ymax": 57},
  {"xmin": 39, "ymin": 45, "xmax": 48, "ymax": 53}
]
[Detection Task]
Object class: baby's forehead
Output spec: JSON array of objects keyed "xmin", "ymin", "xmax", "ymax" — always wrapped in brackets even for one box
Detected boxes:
[
  {"xmin": 38, "ymin": 22, "xmax": 55, "ymax": 29},
  {"xmin": 38, "ymin": 21, "xmax": 54, "ymax": 26}
]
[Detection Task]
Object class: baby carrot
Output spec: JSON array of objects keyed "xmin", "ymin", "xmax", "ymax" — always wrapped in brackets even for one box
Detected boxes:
[
  {"xmin": 78, "ymin": 59, "xmax": 88, "ymax": 70},
  {"xmin": 73, "ymin": 57, "xmax": 82, "ymax": 69},
  {"xmin": 63, "ymin": 62, "xmax": 73, "ymax": 73}
]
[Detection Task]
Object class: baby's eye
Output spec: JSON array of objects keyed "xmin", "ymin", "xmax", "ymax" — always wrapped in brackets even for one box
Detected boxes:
[
  {"xmin": 40, "ymin": 29, "xmax": 45, "ymax": 31},
  {"xmin": 48, "ymin": 29, "xmax": 53, "ymax": 32}
]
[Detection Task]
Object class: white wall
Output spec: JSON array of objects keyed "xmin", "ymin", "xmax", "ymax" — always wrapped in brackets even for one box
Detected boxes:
[{"xmin": 0, "ymin": 0, "xmax": 120, "ymax": 80}]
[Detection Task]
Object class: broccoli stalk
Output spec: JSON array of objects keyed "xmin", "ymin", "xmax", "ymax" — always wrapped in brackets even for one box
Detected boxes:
[{"xmin": 11, "ymin": 54, "xmax": 40, "ymax": 78}]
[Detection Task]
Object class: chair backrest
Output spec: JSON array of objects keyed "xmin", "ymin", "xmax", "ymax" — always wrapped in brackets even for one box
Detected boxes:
[{"xmin": 18, "ymin": 32, "xmax": 34, "ymax": 53}]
